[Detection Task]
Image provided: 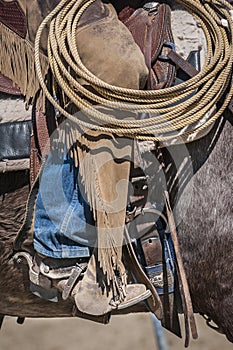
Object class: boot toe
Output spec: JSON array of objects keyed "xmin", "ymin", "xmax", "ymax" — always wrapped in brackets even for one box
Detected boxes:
[{"xmin": 117, "ymin": 284, "xmax": 152, "ymax": 310}]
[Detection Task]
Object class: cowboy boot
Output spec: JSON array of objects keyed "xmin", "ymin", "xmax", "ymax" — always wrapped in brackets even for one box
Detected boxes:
[{"xmin": 74, "ymin": 251, "xmax": 152, "ymax": 316}]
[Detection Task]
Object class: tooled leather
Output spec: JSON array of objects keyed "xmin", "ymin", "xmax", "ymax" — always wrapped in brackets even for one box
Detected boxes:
[
  {"xmin": 152, "ymin": 4, "xmax": 175, "ymax": 89},
  {"xmin": 30, "ymin": 109, "xmax": 50, "ymax": 186},
  {"xmin": 0, "ymin": 0, "xmax": 27, "ymax": 38},
  {"xmin": 119, "ymin": 4, "xmax": 176, "ymax": 89},
  {"xmin": 0, "ymin": 73, "xmax": 21, "ymax": 95}
]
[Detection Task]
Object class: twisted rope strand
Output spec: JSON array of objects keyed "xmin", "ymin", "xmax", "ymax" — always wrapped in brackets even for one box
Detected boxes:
[{"xmin": 34, "ymin": 0, "xmax": 233, "ymax": 141}]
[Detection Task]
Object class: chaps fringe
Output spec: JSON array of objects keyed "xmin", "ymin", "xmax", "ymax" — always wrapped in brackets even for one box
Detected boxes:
[
  {"xmin": 0, "ymin": 22, "xmax": 48, "ymax": 107},
  {"xmin": 75, "ymin": 132, "xmax": 129, "ymax": 296}
]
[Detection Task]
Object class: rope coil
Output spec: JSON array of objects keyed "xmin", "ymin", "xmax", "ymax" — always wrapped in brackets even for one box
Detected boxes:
[{"xmin": 35, "ymin": 0, "xmax": 233, "ymax": 141}]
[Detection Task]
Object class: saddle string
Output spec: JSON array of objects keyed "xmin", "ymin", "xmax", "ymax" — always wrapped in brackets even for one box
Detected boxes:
[
  {"xmin": 164, "ymin": 190, "xmax": 198, "ymax": 347},
  {"xmin": 154, "ymin": 144, "xmax": 198, "ymax": 347},
  {"xmin": 34, "ymin": 0, "xmax": 233, "ymax": 141}
]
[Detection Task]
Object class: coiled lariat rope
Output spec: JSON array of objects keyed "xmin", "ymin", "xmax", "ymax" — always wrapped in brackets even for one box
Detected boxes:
[{"xmin": 35, "ymin": 0, "xmax": 233, "ymax": 141}]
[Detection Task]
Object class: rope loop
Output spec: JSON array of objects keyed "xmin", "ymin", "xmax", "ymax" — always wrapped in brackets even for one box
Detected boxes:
[{"xmin": 34, "ymin": 0, "xmax": 233, "ymax": 141}]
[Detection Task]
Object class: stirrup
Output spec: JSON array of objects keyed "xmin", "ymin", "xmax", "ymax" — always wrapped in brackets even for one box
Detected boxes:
[
  {"xmin": 13, "ymin": 251, "xmax": 59, "ymax": 302},
  {"xmin": 13, "ymin": 251, "xmax": 87, "ymax": 302}
]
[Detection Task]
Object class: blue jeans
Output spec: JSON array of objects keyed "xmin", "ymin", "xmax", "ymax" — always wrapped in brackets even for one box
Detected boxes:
[{"xmin": 34, "ymin": 152, "xmax": 96, "ymax": 258}]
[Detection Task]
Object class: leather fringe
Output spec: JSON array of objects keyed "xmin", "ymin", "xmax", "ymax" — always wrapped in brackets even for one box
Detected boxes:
[
  {"xmin": 56, "ymin": 128, "xmax": 131, "ymax": 302},
  {"xmin": 0, "ymin": 22, "xmax": 48, "ymax": 107},
  {"xmin": 76, "ymin": 133, "xmax": 127, "ymax": 290}
]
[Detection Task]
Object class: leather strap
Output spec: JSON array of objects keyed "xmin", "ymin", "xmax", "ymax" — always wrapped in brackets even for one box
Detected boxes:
[
  {"xmin": 62, "ymin": 265, "xmax": 84, "ymax": 300},
  {"xmin": 164, "ymin": 191, "xmax": 198, "ymax": 347},
  {"xmin": 124, "ymin": 226, "xmax": 163, "ymax": 319},
  {"xmin": 167, "ymin": 50, "xmax": 199, "ymax": 78},
  {"xmin": 30, "ymin": 108, "xmax": 50, "ymax": 186},
  {"xmin": 128, "ymin": 204, "xmax": 181, "ymax": 337},
  {"xmin": 0, "ymin": 73, "xmax": 21, "ymax": 95},
  {"xmin": 30, "ymin": 74, "xmax": 58, "ymax": 186},
  {"xmin": 30, "ymin": 84, "xmax": 58, "ymax": 185}
]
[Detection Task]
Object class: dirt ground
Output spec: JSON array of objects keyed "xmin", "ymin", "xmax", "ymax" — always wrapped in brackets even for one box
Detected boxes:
[{"xmin": 0, "ymin": 313, "xmax": 232, "ymax": 350}]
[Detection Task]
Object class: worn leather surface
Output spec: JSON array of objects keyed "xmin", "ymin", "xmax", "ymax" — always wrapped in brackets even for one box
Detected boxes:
[
  {"xmin": 140, "ymin": 230, "xmax": 163, "ymax": 266},
  {"xmin": 30, "ymin": 108, "xmax": 51, "ymax": 185},
  {"xmin": 75, "ymin": 1, "xmax": 148, "ymax": 89},
  {"xmin": 175, "ymin": 50, "xmax": 200, "ymax": 82},
  {"xmin": 119, "ymin": 4, "xmax": 176, "ymax": 89},
  {"xmin": 0, "ymin": 120, "xmax": 31, "ymax": 161},
  {"xmin": 0, "ymin": 0, "xmax": 27, "ymax": 37},
  {"xmin": 0, "ymin": 73, "xmax": 21, "ymax": 95}
]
